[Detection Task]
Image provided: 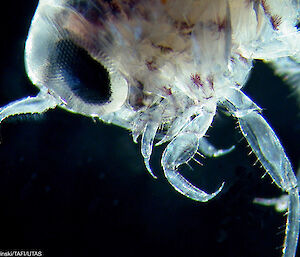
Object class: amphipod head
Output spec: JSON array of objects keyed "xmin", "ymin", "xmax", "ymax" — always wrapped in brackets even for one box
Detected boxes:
[{"xmin": 25, "ymin": 0, "xmax": 128, "ymax": 117}]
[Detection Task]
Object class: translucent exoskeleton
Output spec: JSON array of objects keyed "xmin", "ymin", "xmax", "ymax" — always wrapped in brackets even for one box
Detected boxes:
[{"xmin": 0, "ymin": 0, "xmax": 299, "ymax": 256}]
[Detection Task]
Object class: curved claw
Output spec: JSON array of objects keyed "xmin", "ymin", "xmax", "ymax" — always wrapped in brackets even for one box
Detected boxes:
[
  {"xmin": 198, "ymin": 138, "xmax": 235, "ymax": 158},
  {"xmin": 162, "ymin": 133, "xmax": 224, "ymax": 202},
  {"xmin": 141, "ymin": 121, "xmax": 160, "ymax": 179},
  {"xmin": 140, "ymin": 104, "xmax": 166, "ymax": 179}
]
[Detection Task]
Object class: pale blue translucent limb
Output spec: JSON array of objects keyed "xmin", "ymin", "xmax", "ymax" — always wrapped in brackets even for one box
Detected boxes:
[
  {"xmin": 162, "ymin": 133, "xmax": 224, "ymax": 202},
  {"xmin": 155, "ymin": 107, "xmax": 195, "ymax": 146},
  {"xmin": 0, "ymin": 90, "xmax": 58, "ymax": 124},
  {"xmin": 224, "ymin": 87, "xmax": 299, "ymax": 257},
  {"xmin": 141, "ymin": 121, "xmax": 160, "ymax": 179},
  {"xmin": 100, "ymin": 106, "xmax": 136, "ymax": 130},
  {"xmin": 238, "ymin": 113, "xmax": 297, "ymax": 190},
  {"xmin": 139, "ymin": 104, "xmax": 165, "ymax": 179},
  {"xmin": 161, "ymin": 109, "xmax": 225, "ymax": 202},
  {"xmin": 257, "ymin": 57, "xmax": 300, "ymax": 233},
  {"xmin": 198, "ymin": 138, "xmax": 235, "ymax": 158},
  {"xmin": 253, "ymin": 195, "xmax": 289, "ymax": 212},
  {"xmin": 131, "ymin": 113, "xmax": 149, "ymax": 144},
  {"xmin": 254, "ymin": 168, "xmax": 300, "ymax": 214},
  {"xmin": 284, "ymin": 188, "xmax": 300, "ymax": 257}
]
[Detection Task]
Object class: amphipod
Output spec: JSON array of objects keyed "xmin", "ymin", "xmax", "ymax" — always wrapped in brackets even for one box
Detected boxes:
[{"xmin": 0, "ymin": 1, "xmax": 299, "ymax": 256}]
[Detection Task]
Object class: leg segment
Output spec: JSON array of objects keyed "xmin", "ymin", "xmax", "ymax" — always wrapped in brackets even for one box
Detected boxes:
[
  {"xmin": 161, "ymin": 108, "xmax": 225, "ymax": 202},
  {"xmin": 0, "ymin": 89, "xmax": 58, "ymax": 124},
  {"xmin": 223, "ymin": 87, "xmax": 299, "ymax": 257},
  {"xmin": 198, "ymin": 137, "xmax": 235, "ymax": 158}
]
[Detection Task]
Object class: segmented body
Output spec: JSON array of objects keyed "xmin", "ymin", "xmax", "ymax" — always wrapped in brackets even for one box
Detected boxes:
[{"xmin": 0, "ymin": 1, "xmax": 299, "ymax": 256}]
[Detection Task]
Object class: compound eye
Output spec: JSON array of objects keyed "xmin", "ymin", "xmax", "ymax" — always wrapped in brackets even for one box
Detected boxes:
[
  {"xmin": 44, "ymin": 38, "xmax": 128, "ymax": 116},
  {"xmin": 53, "ymin": 39, "xmax": 111, "ymax": 104},
  {"xmin": 25, "ymin": 9, "xmax": 128, "ymax": 117}
]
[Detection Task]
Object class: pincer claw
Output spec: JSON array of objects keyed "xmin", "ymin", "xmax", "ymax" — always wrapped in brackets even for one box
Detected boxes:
[{"xmin": 162, "ymin": 133, "xmax": 224, "ymax": 202}]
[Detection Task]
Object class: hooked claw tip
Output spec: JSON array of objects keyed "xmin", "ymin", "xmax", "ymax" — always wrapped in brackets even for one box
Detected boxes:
[
  {"xmin": 164, "ymin": 165, "xmax": 225, "ymax": 202},
  {"xmin": 144, "ymin": 157, "xmax": 158, "ymax": 179}
]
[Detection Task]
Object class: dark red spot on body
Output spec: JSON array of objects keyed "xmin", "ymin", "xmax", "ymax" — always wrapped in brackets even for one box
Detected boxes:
[
  {"xmin": 270, "ymin": 15, "xmax": 282, "ymax": 30},
  {"xmin": 191, "ymin": 74, "xmax": 203, "ymax": 87}
]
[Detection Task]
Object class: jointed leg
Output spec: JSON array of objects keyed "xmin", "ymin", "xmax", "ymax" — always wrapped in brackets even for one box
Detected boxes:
[
  {"xmin": 0, "ymin": 89, "xmax": 58, "ymax": 124},
  {"xmin": 224, "ymin": 87, "xmax": 299, "ymax": 257}
]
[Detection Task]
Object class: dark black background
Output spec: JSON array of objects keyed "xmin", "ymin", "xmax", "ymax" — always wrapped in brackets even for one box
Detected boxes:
[{"xmin": 0, "ymin": 1, "xmax": 299, "ymax": 257}]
